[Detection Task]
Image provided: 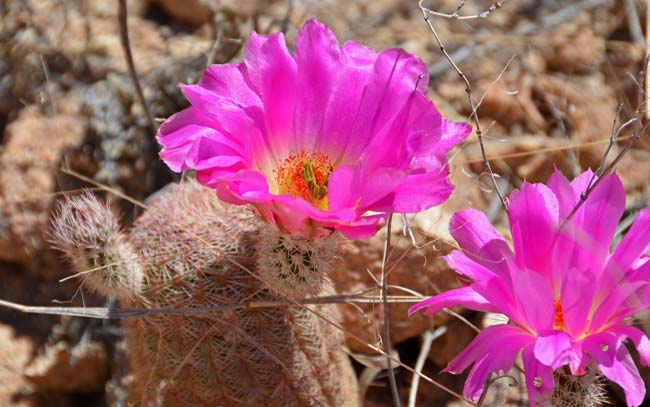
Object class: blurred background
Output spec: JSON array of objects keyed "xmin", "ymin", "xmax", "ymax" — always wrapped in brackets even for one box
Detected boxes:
[{"xmin": 0, "ymin": 0, "xmax": 648, "ymax": 406}]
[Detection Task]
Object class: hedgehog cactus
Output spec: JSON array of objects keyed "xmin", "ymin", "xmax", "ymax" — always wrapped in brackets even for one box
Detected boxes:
[
  {"xmin": 51, "ymin": 181, "xmax": 360, "ymax": 407},
  {"xmin": 545, "ymin": 366, "xmax": 608, "ymax": 407}
]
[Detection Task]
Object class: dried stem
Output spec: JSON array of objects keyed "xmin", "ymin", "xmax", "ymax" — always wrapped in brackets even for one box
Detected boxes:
[
  {"xmin": 418, "ymin": 0, "xmax": 508, "ymax": 211},
  {"xmin": 381, "ymin": 213, "xmax": 401, "ymax": 407},
  {"xmin": 0, "ymin": 295, "xmax": 424, "ymax": 319},
  {"xmin": 561, "ymin": 55, "xmax": 650, "ymax": 228},
  {"xmin": 624, "ymin": 0, "xmax": 644, "ymax": 49},
  {"xmin": 407, "ymin": 327, "xmax": 447, "ymax": 407},
  {"xmin": 118, "ymin": 0, "xmax": 156, "ymax": 136},
  {"xmin": 420, "ymin": 0, "xmax": 506, "ymax": 20}
]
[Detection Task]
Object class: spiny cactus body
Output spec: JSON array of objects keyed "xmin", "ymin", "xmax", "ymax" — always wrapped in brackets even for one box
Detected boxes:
[
  {"xmin": 52, "ymin": 181, "xmax": 360, "ymax": 407},
  {"xmin": 541, "ymin": 365, "xmax": 608, "ymax": 407},
  {"xmin": 258, "ymin": 229, "xmax": 340, "ymax": 301}
]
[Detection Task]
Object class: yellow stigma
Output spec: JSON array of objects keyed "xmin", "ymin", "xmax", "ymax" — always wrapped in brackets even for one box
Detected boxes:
[{"xmin": 274, "ymin": 150, "xmax": 334, "ymax": 210}]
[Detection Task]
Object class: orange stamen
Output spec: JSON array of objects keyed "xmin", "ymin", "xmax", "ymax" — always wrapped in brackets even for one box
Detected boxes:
[
  {"xmin": 553, "ymin": 299, "xmax": 565, "ymax": 331},
  {"xmin": 274, "ymin": 150, "xmax": 334, "ymax": 210}
]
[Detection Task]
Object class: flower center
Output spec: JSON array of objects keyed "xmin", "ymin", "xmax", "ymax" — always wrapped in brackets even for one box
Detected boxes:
[
  {"xmin": 553, "ymin": 299, "xmax": 565, "ymax": 331},
  {"xmin": 274, "ymin": 150, "xmax": 334, "ymax": 210}
]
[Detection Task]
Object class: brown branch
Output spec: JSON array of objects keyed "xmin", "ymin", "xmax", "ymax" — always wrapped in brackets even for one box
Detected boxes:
[
  {"xmin": 118, "ymin": 0, "xmax": 156, "ymax": 136},
  {"xmin": 420, "ymin": 0, "xmax": 506, "ymax": 20},
  {"xmin": 381, "ymin": 214, "xmax": 401, "ymax": 407},
  {"xmin": 418, "ymin": 0, "xmax": 508, "ymax": 211},
  {"xmin": 560, "ymin": 55, "xmax": 650, "ymax": 228}
]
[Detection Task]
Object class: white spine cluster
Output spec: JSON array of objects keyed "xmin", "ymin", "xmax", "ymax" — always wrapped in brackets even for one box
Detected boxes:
[
  {"xmin": 257, "ymin": 226, "xmax": 340, "ymax": 300},
  {"xmin": 50, "ymin": 192, "xmax": 143, "ymax": 303},
  {"xmin": 543, "ymin": 365, "xmax": 608, "ymax": 407}
]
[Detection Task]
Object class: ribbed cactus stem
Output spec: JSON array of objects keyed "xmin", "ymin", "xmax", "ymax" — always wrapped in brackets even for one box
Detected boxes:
[
  {"xmin": 51, "ymin": 182, "xmax": 360, "ymax": 407},
  {"xmin": 540, "ymin": 365, "xmax": 608, "ymax": 407},
  {"xmin": 50, "ymin": 192, "xmax": 143, "ymax": 303},
  {"xmin": 257, "ymin": 227, "xmax": 340, "ymax": 300}
]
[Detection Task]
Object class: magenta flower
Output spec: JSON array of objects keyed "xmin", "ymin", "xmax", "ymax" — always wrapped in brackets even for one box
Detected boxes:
[
  {"xmin": 410, "ymin": 169, "xmax": 650, "ymax": 406},
  {"xmin": 156, "ymin": 19, "xmax": 470, "ymax": 239}
]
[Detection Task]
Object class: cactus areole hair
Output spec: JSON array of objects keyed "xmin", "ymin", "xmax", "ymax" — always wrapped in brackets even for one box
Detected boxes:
[{"xmin": 156, "ymin": 18, "xmax": 470, "ymax": 239}]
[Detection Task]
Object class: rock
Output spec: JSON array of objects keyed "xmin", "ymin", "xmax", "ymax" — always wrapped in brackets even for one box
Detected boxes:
[
  {"xmin": 149, "ymin": 0, "xmax": 264, "ymax": 26},
  {"xmin": 150, "ymin": 0, "xmax": 213, "ymax": 26},
  {"xmin": 0, "ymin": 324, "xmax": 36, "ymax": 406},
  {"xmin": 0, "ymin": 108, "xmax": 85, "ymax": 269},
  {"xmin": 24, "ymin": 339, "xmax": 110, "ymax": 393},
  {"xmin": 544, "ymin": 28, "xmax": 604, "ymax": 73}
]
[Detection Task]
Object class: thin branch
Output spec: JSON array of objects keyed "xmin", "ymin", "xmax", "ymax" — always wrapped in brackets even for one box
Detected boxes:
[
  {"xmin": 0, "ymin": 294, "xmax": 428, "ymax": 320},
  {"xmin": 624, "ymin": 0, "xmax": 645, "ymax": 49},
  {"xmin": 118, "ymin": 0, "xmax": 156, "ymax": 136},
  {"xmin": 429, "ymin": 0, "xmax": 610, "ymax": 77},
  {"xmin": 534, "ymin": 80, "xmax": 581, "ymax": 177},
  {"xmin": 560, "ymin": 54, "xmax": 650, "ymax": 228},
  {"xmin": 562, "ymin": 114, "xmax": 645, "ymax": 228},
  {"xmin": 418, "ymin": 0, "xmax": 508, "ymax": 211},
  {"xmin": 381, "ymin": 213, "xmax": 402, "ymax": 407},
  {"xmin": 420, "ymin": 0, "xmax": 506, "ymax": 20},
  {"xmin": 407, "ymin": 326, "xmax": 447, "ymax": 407},
  {"xmin": 281, "ymin": 0, "xmax": 295, "ymax": 34}
]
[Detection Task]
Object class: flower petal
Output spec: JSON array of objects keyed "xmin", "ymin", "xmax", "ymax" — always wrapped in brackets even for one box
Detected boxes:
[
  {"xmin": 443, "ymin": 251, "xmax": 520, "ymax": 320},
  {"xmin": 593, "ymin": 339, "xmax": 646, "ymax": 407},
  {"xmin": 157, "ymin": 107, "xmax": 218, "ymax": 171},
  {"xmin": 580, "ymin": 172, "xmax": 625, "ymax": 261},
  {"xmin": 331, "ymin": 214, "xmax": 387, "ymax": 239},
  {"xmin": 552, "ymin": 172, "xmax": 625, "ymax": 276},
  {"xmin": 582, "ymin": 331, "xmax": 619, "ymax": 367},
  {"xmin": 608, "ymin": 325, "xmax": 650, "ymax": 366},
  {"xmin": 326, "ymin": 162, "xmax": 405, "ymax": 212},
  {"xmin": 522, "ymin": 345, "xmax": 554, "ymax": 407},
  {"xmin": 349, "ymin": 48, "xmax": 428, "ymax": 163},
  {"xmin": 318, "ymin": 40, "xmax": 377, "ymax": 160},
  {"xmin": 292, "ymin": 19, "xmax": 340, "ymax": 151},
  {"xmin": 560, "ymin": 266, "xmax": 596, "ymax": 338},
  {"xmin": 507, "ymin": 182, "xmax": 560, "ymax": 281},
  {"xmin": 604, "ymin": 208, "xmax": 650, "ymax": 285},
  {"xmin": 511, "ymin": 268, "xmax": 554, "ymax": 331},
  {"xmin": 590, "ymin": 279, "xmax": 647, "ymax": 332},
  {"xmin": 534, "ymin": 330, "xmax": 574, "ymax": 369},
  {"xmin": 198, "ymin": 63, "xmax": 261, "ymax": 107},
  {"xmin": 408, "ymin": 286, "xmax": 499, "ymax": 316},
  {"xmin": 445, "ymin": 325, "xmax": 533, "ymax": 401},
  {"xmin": 244, "ymin": 30, "xmax": 298, "ymax": 157},
  {"xmin": 367, "ymin": 163, "xmax": 453, "ymax": 213},
  {"xmin": 547, "ymin": 168, "xmax": 583, "ymax": 219},
  {"xmin": 448, "ymin": 208, "xmax": 514, "ymax": 278},
  {"xmin": 215, "ymin": 170, "xmax": 270, "ymax": 204}
]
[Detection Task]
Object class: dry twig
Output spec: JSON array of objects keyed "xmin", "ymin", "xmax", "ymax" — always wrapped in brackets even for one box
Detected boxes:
[
  {"xmin": 407, "ymin": 326, "xmax": 447, "ymax": 407},
  {"xmin": 562, "ymin": 55, "xmax": 650, "ymax": 228},
  {"xmin": 418, "ymin": 0, "xmax": 508, "ymax": 211},
  {"xmin": 381, "ymin": 213, "xmax": 401, "ymax": 407},
  {"xmin": 419, "ymin": 0, "xmax": 506, "ymax": 20},
  {"xmin": 118, "ymin": 0, "xmax": 156, "ymax": 136}
]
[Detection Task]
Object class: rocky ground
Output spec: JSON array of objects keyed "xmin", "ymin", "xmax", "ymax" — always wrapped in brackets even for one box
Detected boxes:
[{"xmin": 0, "ymin": 0, "xmax": 649, "ymax": 406}]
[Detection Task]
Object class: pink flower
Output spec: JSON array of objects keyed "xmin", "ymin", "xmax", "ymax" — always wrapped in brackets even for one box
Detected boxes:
[
  {"xmin": 156, "ymin": 19, "xmax": 470, "ymax": 239},
  {"xmin": 409, "ymin": 169, "xmax": 650, "ymax": 406}
]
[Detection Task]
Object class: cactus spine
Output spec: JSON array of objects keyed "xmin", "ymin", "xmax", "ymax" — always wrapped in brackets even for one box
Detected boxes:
[
  {"xmin": 537, "ymin": 365, "xmax": 608, "ymax": 407},
  {"xmin": 52, "ymin": 181, "xmax": 360, "ymax": 407}
]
